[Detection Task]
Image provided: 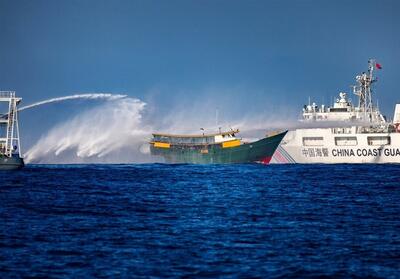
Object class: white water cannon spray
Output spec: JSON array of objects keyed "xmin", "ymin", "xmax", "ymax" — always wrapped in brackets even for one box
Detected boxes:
[{"xmin": 18, "ymin": 93, "xmax": 127, "ymax": 111}]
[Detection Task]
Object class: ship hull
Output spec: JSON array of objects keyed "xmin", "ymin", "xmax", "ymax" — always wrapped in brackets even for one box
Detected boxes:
[
  {"xmin": 151, "ymin": 131, "xmax": 287, "ymax": 164},
  {"xmin": 0, "ymin": 155, "xmax": 24, "ymax": 170},
  {"xmin": 273, "ymin": 128, "xmax": 400, "ymax": 164}
]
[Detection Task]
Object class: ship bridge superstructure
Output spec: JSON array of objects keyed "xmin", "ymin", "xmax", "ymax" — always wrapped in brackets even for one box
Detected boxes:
[
  {"xmin": 302, "ymin": 59, "xmax": 386, "ymax": 124},
  {"xmin": 151, "ymin": 129, "xmax": 241, "ymax": 148},
  {"xmin": 0, "ymin": 91, "xmax": 22, "ymax": 158}
]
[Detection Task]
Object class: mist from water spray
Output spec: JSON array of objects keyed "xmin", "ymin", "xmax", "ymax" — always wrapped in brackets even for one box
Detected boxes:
[
  {"xmin": 25, "ymin": 97, "xmax": 152, "ymax": 163},
  {"xmin": 18, "ymin": 93, "xmax": 127, "ymax": 111}
]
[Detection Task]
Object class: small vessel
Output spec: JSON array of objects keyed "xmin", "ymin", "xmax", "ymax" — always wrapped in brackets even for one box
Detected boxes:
[
  {"xmin": 150, "ymin": 129, "xmax": 287, "ymax": 164},
  {"xmin": 273, "ymin": 59, "xmax": 400, "ymax": 163},
  {"xmin": 0, "ymin": 91, "xmax": 24, "ymax": 170}
]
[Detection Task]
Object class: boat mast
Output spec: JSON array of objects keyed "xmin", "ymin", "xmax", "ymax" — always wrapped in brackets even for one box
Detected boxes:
[
  {"xmin": 353, "ymin": 59, "xmax": 377, "ymax": 122},
  {"xmin": 215, "ymin": 107, "xmax": 219, "ymax": 128}
]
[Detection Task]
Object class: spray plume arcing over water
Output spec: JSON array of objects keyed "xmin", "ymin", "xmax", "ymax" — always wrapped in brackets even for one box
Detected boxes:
[
  {"xmin": 18, "ymin": 93, "xmax": 127, "ymax": 111},
  {"xmin": 23, "ymin": 94, "xmax": 283, "ymax": 163},
  {"xmin": 22, "ymin": 91, "xmax": 309, "ymax": 163},
  {"xmin": 25, "ymin": 97, "xmax": 152, "ymax": 163}
]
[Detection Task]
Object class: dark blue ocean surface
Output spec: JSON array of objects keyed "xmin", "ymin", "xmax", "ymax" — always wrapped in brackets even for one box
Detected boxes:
[{"xmin": 1, "ymin": 164, "xmax": 399, "ymax": 278}]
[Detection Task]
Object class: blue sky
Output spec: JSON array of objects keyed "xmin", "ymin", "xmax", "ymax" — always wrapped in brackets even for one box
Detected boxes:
[{"xmin": 1, "ymin": 0, "xmax": 400, "ymax": 149}]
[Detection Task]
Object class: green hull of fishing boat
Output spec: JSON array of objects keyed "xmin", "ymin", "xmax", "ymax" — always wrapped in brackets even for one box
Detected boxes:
[{"xmin": 150, "ymin": 131, "xmax": 287, "ymax": 164}]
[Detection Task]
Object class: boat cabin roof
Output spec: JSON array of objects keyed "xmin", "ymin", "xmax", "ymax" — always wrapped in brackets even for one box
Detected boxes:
[{"xmin": 152, "ymin": 129, "xmax": 240, "ymax": 138}]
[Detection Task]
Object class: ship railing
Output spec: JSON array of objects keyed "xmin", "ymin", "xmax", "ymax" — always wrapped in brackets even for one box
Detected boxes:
[{"xmin": 0, "ymin": 91, "xmax": 15, "ymax": 98}]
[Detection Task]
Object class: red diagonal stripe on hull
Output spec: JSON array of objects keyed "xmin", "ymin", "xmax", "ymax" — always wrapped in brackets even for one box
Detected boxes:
[{"xmin": 260, "ymin": 156, "xmax": 272, "ymax": 164}]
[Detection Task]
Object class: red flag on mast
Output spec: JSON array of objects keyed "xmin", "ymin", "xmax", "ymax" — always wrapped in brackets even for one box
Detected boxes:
[{"xmin": 376, "ymin": 63, "xmax": 382, "ymax": 69}]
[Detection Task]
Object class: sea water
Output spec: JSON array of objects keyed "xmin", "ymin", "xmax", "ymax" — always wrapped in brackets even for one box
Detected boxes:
[{"xmin": 0, "ymin": 164, "xmax": 399, "ymax": 278}]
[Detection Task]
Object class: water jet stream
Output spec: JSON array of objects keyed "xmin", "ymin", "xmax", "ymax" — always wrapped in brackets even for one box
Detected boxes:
[{"xmin": 18, "ymin": 93, "xmax": 127, "ymax": 111}]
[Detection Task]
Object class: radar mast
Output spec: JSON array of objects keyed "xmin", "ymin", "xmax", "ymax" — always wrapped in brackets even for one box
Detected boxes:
[{"xmin": 353, "ymin": 59, "xmax": 378, "ymax": 121}]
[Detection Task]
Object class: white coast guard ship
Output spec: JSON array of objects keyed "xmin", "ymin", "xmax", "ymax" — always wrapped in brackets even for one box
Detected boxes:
[{"xmin": 273, "ymin": 59, "xmax": 400, "ymax": 163}]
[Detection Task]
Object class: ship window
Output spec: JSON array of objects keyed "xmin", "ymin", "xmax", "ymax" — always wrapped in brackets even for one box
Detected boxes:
[
  {"xmin": 367, "ymin": 136, "xmax": 391, "ymax": 146},
  {"xmin": 335, "ymin": 137, "xmax": 358, "ymax": 146},
  {"xmin": 154, "ymin": 135, "xmax": 216, "ymax": 145},
  {"xmin": 332, "ymin": 128, "xmax": 352, "ymax": 134},
  {"xmin": 302, "ymin": 137, "xmax": 324, "ymax": 146},
  {"xmin": 0, "ymin": 125, "xmax": 6, "ymax": 138},
  {"xmin": 329, "ymin": 108, "xmax": 348, "ymax": 112},
  {"xmin": 153, "ymin": 135, "xmax": 170, "ymax": 142}
]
